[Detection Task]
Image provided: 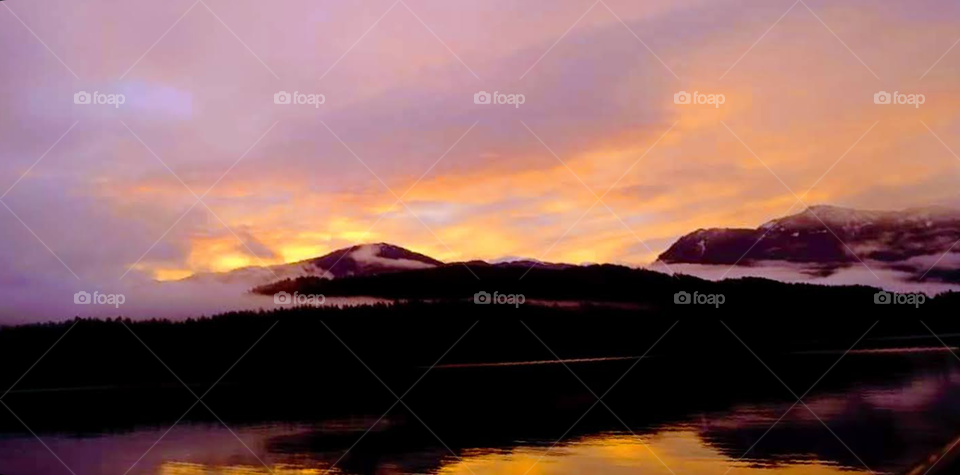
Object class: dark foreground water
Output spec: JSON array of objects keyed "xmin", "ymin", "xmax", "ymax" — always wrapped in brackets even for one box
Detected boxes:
[{"xmin": 3, "ymin": 341, "xmax": 960, "ymax": 475}]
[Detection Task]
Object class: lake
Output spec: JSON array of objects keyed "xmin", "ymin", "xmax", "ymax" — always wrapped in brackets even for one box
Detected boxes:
[{"xmin": 3, "ymin": 342, "xmax": 958, "ymax": 475}]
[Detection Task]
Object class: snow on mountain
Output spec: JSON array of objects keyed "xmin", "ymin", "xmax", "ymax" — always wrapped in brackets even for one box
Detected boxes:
[
  {"xmin": 659, "ymin": 205, "xmax": 960, "ymax": 283},
  {"xmin": 182, "ymin": 243, "xmax": 443, "ymax": 286}
]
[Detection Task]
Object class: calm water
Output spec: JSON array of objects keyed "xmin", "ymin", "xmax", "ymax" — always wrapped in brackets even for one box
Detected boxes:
[{"xmin": 3, "ymin": 350, "xmax": 959, "ymax": 475}]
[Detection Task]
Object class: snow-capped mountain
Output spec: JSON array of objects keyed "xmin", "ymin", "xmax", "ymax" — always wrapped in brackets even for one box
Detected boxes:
[
  {"xmin": 658, "ymin": 205, "xmax": 960, "ymax": 278},
  {"xmin": 181, "ymin": 243, "xmax": 443, "ymax": 286},
  {"xmin": 299, "ymin": 243, "xmax": 444, "ymax": 277},
  {"xmin": 179, "ymin": 242, "xmax": 587, "ymax": 289}
]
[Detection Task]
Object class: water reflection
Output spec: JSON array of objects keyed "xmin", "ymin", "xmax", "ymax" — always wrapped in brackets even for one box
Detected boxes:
[
  {"xmin": 2, "ymin": 353, "xmax": 959, "ymax": 474},
  {"xmin": 153, "ymin": 431, "xmax": 869, "ymax": 475},
  {"xmin": 699, "ymin": 365, "xmax": 960, "ymax": 473},
  {"xmin": 437, "ymin": 431, "xmax": 872, "ymax": 475},
  {"xmin": 158, "ymin": 463, "xmax": 323, "ymax": 474}
]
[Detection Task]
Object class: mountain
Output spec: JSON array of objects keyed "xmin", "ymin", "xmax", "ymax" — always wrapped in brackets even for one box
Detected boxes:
[
  {"xmin": 456, "ymin": 258, "xmax": 576, "ymax": 271},
  {"xmin": 180, "ymin": 243, "xmax": 443, "ymax": 285},
  {"xmin": 183, "ymin": 202, "xmax": 960, "ymax": 294},
  {"xmin": 179, "ymin": 243, "xmax": 584, "ymax": 286},
  {"xmin": 300, "ymin": 243, "xmax": 443, "ymax": 277},
  {"xmin": 658, "ymin": 205, "xmax": 960, "ymax": 280}
]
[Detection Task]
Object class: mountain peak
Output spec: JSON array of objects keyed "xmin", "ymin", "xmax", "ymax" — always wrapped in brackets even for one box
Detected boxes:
[
  {"xmin": 759, "ymin": 205, "xmax": 883, "ymax": 230},
  {"xmin": 181, "ymin": 243, "xmax": 444, "ymax": 285},
  {"xmin": 660, "ymin": 204, "xmax": 960, "ymax": 269},
  {"xmin": 301, "ymin": 243, "xmax": 444, "ymax": 278}
]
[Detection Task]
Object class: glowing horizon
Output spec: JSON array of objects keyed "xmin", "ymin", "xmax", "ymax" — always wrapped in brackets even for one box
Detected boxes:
[{"xmin": 3, "ymin": 0, "xmax": 960, "ymax": 284}]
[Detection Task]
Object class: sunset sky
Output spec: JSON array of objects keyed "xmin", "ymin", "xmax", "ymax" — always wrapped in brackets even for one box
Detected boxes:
[{"xmin": 2, "ymin": 0, "xmax": 960, "ymax": 286}]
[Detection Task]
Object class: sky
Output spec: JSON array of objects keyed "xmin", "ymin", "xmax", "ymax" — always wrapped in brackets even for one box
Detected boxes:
[{"xmin": 2, "ymin": 0, "xmax": 960, "ymax": 317}]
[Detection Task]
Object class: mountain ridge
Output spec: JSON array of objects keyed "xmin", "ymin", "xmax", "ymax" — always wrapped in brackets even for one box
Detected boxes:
[
  {"xmin": 178, "ymin": 243, "xmax": 443, "ymax": 285},
  {"xmin": 182, "ymin": 204, "xmax": 960, "ymax": 289},
  {"xmin": 178, "ymin": 243, "xmax": 578, "ymax": 285},
  {"xmin": 658, "ymin": 204, "xmax": 960, "ymax": 282}
]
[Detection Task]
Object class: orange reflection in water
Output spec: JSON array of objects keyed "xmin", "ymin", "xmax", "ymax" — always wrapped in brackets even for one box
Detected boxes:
[
  {"xmin": 438, "ymin": 431, "xmax": 867, "ymax": 475},
  {"xmin": 158, "ymin": 462, "xmax": 323, "ymax": 474},
  {"xmin": 156, "ymin": 430, "xmax": 869, "ymax": 475}
]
